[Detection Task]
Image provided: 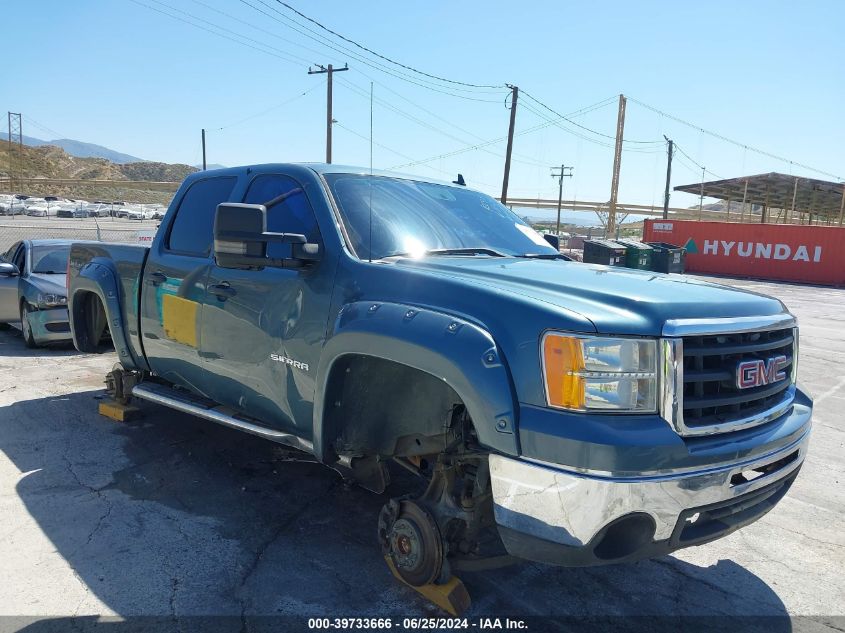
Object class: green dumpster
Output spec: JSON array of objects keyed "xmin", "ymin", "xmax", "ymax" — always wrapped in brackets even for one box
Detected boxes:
[
  {"xmin": 646, "ymin": 242, "xmax": 686, "ymax": 273},
  {"xmin": 614, "ymin": 239, "xmax": 653, "ymax": 269}
]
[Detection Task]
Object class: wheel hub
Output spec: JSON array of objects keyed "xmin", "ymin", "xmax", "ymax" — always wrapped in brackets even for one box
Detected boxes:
[
  {"xmin": 379, "ymin": 500, "xmax": 444, "ymax": 587},
  {"xmin": 390, "ymin": 518, "xmax": 424, "ymax": 570}
]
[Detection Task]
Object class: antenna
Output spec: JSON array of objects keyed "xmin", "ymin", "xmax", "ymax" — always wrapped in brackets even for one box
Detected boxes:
[{"xmin": 368, "ymin": 81, "xmax": 373, "ymax": 263}]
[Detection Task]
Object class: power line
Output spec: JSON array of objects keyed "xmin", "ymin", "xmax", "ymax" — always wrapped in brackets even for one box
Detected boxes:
[
  {"xmin": 335, "ymin": 76, "xmax": 548, "ymax": 169},
  {"xmin": 131, "ymin": 0, "xmax": 523, "ymax": 168},
  {"xmin": 240, "ymin": 0, "xmax": 507, "ymax": 101},
  {"xmin": 22, "ymin": 116, "xmax": 64, "ymax": 140},
  {"xmin": 519, "ymin": 100, "xmax": 664, "ymax": 155},
  {"xmin": 215, "ymin": 82, "xmax": 323, "ymax": 130},
  {"xmin": 389, "ymin": 96, "xmax": 618, "ymax": 169},
  {"xmin": 334, "ymin": 121, "xmax": 498, "ymax": 189},
  {"xmin": 271, "ymin": 0, "xmax": 503, "ymax": 90},
  {"xmin": 626, "ymin": 95, "xmax": 843, "ymax": 181},
  {"xmin": 521, "ymin": 89, "xmax": 663, "ymax": 144},
  {"xmin": 672, "ymin": 141, "xmax": 722, "ymax": 180},
  {"xmin": 129, "ymin": 0, "xmax": 310, "ymax": 66}
]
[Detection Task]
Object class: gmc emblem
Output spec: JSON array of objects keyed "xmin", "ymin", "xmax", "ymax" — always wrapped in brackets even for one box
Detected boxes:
[{"xmin": 736, "ymin": 355, "xmax": 788, "ymax": 389}]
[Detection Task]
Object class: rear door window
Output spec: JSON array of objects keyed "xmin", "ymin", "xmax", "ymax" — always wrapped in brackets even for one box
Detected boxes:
[{"xmin": 167, "ymin": 177, "xmax": 237, "ymax": 256}]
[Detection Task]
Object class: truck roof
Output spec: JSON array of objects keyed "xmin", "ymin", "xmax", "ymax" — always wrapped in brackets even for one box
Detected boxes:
[{"xmin": 191, "ymin": 163, "xmax": 464, "ymax": 190}]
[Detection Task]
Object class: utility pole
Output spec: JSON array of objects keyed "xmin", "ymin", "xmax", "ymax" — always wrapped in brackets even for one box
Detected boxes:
[
  {"xmin": 551, "ymin": 165, "xmax": 574, "ymax": 235},
  {"xmin": 606, "ymin": 94, "xmax": 626, "ymax": 237},
  {"xmin": 201, "ymin": 129, "xmax": 207, "ymax": 171},
  {"xmin": 308, "ymin": 63, "xmax": 349, "ymax": 163},
  {"xmin": 698, "ymin": 167, "xmax": 705, "ymax": 220},
  {"xmin": 500, "ymin": 84, "xmax": 519, "ymax": 204},
  {"xmin": 662, "ymin": 135, "xmax": 673, "ymax": 220}
]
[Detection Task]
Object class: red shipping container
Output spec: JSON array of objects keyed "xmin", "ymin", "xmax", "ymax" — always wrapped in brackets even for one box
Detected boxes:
[{"xmin": 643, "ymin": 220, "xmax": 845, "ymax": 285}]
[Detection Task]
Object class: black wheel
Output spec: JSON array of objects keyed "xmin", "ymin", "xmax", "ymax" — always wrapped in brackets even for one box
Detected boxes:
[
  {"xmin": 20, "ymin": 302, "xmax": 37, "ymax": 348},
  {"xmin": 0, "ymin": 322, "xmax": 11, "ymax": 331},
  {"xmin": 379, "ymin": 500, "xmax": 444, "ymax": 587}
]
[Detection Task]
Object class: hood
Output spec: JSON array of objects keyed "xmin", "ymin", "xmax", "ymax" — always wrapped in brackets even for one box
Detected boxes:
[
  {"xmin": 28, "ymin": 273, "xmax": 68, "ymax": 297},
  {"xmin": 393, "ymin": 258, "xmax": 787, "ymax": 335}
]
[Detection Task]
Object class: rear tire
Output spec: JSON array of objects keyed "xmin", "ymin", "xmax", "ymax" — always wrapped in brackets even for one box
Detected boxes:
[{"xmin": 20, "ymin": 302, "xmax": 37, "ymax": 348}]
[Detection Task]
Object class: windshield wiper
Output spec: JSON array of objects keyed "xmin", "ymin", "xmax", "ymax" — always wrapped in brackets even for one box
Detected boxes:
[
  {"xmin": 383, "ymin": 247, "xmax": 507, "ymax": 259},
  {"xmin": 514, "ymin": 253, "xmax": 572, "ymax": 261},
  {"xmin": 34, "ymin": 270, "xmax": 65, "ymax": 274},
  {"xmin": 427, "ymin": 248, "xmax": 506, "ymax": 257}
]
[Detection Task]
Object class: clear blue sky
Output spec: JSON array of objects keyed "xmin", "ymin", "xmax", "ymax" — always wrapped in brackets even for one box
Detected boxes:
[{"xmin": 4, "ymin": 0, "xmax": 843, "ymax": 209}]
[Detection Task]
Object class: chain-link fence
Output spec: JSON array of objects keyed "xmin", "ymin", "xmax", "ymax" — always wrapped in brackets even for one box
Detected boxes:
[{"xmin": 0, "ymin": 217, "xmax": 160, "ymax": 252}]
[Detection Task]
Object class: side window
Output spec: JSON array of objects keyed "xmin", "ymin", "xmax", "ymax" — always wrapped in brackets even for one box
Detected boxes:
[
  {"xmin": 167, "ymin": 176, "xmax": 237, "ymax": 256},
  {"xmin": 13, "ymin": 245, "xmax": 26, "ymax": 272},
  {"xmin": 1, "ymin": 242, "xmax": 19, "ymax": 263},
  {"xmin": 243, "ymin": 174, "xmax": 322, "ymax": 259}
]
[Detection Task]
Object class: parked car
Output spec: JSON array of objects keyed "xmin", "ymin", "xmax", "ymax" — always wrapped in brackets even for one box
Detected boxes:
[
  {"xmin": 24, "ymin": 205, "xmax": 50, "ymax": 217},
  {"xmin": 149, "ymin": 205, "xmax": 166, "ymax": 219},
  {"xmin": 0, "ymin": 239, "xmax": 73, "ymax": 347},
  {"xmin": 56, "ymin": 206, "xmax": 90, "ymax": 219},
  {"xmin": 86, "ymin": 204, "xmax": 111, "ymax": 218},
  {"xmin": 126, "ymin": 207, "xmax": 150, "ymax": 220},
  {"xmin": 0, "ymin": 200, "xmax": 25, "ymax": 216},
  {"xmin": 67, "ymin": 164, "xmax": 812, "ymax": 586}
]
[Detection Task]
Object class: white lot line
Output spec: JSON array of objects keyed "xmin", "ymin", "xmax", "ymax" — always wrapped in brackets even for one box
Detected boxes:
[{"xmin": 811, "ymin": 375, "xmax": 845, "ymax": 406}]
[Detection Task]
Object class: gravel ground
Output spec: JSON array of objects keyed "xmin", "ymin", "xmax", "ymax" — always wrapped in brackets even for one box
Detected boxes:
[{"xmin": 0, "ymin": 275, "xmax": 842, "ymax": 631}]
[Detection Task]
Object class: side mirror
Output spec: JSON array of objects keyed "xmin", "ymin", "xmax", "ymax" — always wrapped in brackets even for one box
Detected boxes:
[
  {"xmin": 543, "ymin": 233, "xmax": 561, "ymax": 251},
  {"xmin": 0, "ymin": 262, "xmax": 19, "ymax": 276},
  {"xmin": 213, "ymin": 203, "xmax": 267, "ymax": 269},
  {"xmin": 213, "ymin": 202, "xmax": 321, "ymax": 269}
]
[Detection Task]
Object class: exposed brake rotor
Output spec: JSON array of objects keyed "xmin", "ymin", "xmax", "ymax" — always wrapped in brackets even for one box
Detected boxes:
[{"xmin": 378, "ymin": 499, "xmax": 444, "ymax": 587}]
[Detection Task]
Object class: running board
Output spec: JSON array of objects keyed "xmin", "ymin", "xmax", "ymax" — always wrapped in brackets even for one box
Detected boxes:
[{"xmin": 131, "ymin": 382, "xmax": 314, "ymax": 455}]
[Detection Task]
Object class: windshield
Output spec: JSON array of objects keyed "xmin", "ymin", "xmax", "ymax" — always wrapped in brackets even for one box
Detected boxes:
[
  {"xmin": 325, "ymin": 174, "xmax": 557, "ymax": 260},
  {"xmin": 31, "ymin": 245, "xmax": 70, "ymax": 274}
]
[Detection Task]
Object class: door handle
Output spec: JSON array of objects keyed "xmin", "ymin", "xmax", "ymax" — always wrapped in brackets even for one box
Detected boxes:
[
  {"xmin": 210, "ymin": 282, "xmax": 237, "ymax": 300},
  {"xmin": 148, "ymin": 271, "xmax": 167, "ymax": 286}
]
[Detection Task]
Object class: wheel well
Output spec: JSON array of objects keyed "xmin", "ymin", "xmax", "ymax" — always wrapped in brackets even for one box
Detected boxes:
[
  {"xmin": 322, "ymin": 355, "xmax": 469, "ymax": 461},
  {"xmin": 71, "ymin": 290, "xmax": 110, "ymax": 352}
]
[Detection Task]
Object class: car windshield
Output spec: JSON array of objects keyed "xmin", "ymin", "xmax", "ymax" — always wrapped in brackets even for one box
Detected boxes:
[
  {"xmin": 324, "ymin": 174, "xmax": 558, "ymax": 261},
  {"xmin": 31, "ymin": 245, "xmax": 70, "ymax": 274}
]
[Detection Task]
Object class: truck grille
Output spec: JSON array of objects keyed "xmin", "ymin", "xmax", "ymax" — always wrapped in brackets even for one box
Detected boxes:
[{"xmin": 679, "ymin": 327, "xmax": 795, "ymax": 433}]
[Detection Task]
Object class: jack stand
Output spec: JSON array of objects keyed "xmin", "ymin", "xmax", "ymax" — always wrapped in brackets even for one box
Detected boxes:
[
  {"xmin": 384, "ymin": 556, "xmax": 471, "ymax": 616},
  {"xmin": 98, "ymin": 398, "xmax": 142, "ymax": 423}
]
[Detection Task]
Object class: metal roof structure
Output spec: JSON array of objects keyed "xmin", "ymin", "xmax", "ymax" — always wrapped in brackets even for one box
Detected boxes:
[{"xmin": 674, "ymin": 172, "xmax": 845, "ymax": 224}]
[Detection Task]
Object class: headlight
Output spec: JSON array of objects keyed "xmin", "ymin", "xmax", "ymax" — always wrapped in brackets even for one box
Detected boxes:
[
  {"xmin": 37, "ymin": 293, "xmax": 67, "ymax": 308},
  {"xmin": 542, "ymin": 333, "xmax": 657, "ymax": 412}
]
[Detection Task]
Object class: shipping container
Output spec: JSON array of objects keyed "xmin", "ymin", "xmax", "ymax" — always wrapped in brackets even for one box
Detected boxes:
[{"xmin": 643, "ymin": 220, "xmax": 844, "ymax": 285}]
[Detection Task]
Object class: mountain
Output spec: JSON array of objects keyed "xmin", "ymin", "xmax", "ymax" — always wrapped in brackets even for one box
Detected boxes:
[
  {"xmin": 19, "ymin": 134, "xmax": 143, "ymax": 164},
  {"xmin": 0, "ymin": 140, "xmax": 196, "ymax": 204}
]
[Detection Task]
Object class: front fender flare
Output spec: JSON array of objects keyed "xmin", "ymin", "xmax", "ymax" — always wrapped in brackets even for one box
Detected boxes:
[
  {"xmin": 313, "ymin": 301, "xmax": 519, "ymax": 462},
  {"xmin": 70, "ymin": 257, "xmax": 143, "ymax": 370}
]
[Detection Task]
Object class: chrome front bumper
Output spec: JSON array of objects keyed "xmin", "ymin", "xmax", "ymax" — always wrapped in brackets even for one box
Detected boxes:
[{"xmin": 490, "ymin": 414, "xmax": 811, "ymax": 566}]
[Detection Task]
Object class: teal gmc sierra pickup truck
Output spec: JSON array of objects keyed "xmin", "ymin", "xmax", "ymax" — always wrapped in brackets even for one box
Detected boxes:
[{"xmin": 67, "ymin": 164, "xmax": 812, "ymax": 587}]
